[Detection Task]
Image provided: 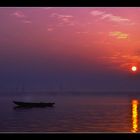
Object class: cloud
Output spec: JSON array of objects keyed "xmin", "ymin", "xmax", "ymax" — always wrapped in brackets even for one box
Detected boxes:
[
  {"xmin": 101, "ymin": 14, "xmax": 129, "ymax": 22},
  {"xmin": 76, "ymin": 31, "xmax": 88, "ymax": 34},
  {"xmin": 90, "ymin": 10, "xmax": 105, "ymax": 16},
  {"xmin": 109, "ymin": 31, "xmax": 128, "ymax": 39},
  {"xmin": 51, "ymin": 13, "xmax": 75, "ymax": 26},
  {"xmin": 51, "ymin": 13, "xmax": 73, "ymax": 18},
  {"xmin": 12, "ymin": 11, "xmax": 26, "ymax": 18},
  {"xmin": 90, "ymin": 10, "xmax": 135, "ymax": 25},
  {"xmin": 11, "ymin": 11, "xmax": 32, "ymax": 24},
  {"xmin": 47, "ymin": 28, "xmax": 54, "ymax": 32},
  {"xmin": 58, "ymin": 15, "xmax": 73, "ymax": 18},
  {"xmin": 22, "ymin": 20, "xmax": 32, "ymax": 24},
  {"xmin": 42, "ymin": 7, "xmax": 54, "ymax": 10},
  {"xmin": 99, "ymin": 52, "xmax": 140, "ymax": 71}
]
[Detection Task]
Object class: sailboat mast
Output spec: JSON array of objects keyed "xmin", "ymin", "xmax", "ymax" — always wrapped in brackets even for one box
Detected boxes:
[{"xmin": 22, "ymin": 83, "xmax": 25, "ymax": 93}]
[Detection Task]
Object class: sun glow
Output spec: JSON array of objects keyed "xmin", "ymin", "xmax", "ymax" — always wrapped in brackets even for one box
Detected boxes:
[{"xmin": 131, "ymin": 66, "xmax": 137, "ymax": 72}]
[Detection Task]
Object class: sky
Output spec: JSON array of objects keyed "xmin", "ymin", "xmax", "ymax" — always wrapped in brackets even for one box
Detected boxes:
[{"xmin": 0, "ymin": 7, "xmax": 140, "ymax": 92}]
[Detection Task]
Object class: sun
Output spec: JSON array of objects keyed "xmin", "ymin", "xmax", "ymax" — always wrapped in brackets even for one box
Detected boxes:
[{"xmin": 131, "ymin": 66, "xmax": 137, "ymax": 72}]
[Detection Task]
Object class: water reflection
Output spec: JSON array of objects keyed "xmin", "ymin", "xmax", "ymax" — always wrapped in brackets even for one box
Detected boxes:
[{"xmin": 131, "ymin": 99, "xmax": 138, "ymax": 133}]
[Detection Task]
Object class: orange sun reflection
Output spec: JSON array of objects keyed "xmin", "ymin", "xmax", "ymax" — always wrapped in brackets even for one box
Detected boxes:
[{"xmin": 131, "ymin": 99, "xmax": 138, "ymax": 133}]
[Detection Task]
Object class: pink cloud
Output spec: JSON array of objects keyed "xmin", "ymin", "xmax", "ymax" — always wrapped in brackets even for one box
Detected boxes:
[
  {"xmin": 12, "ymin": 11, "xmax": 26, "ymax": 18},
  {"xmin": 47, "ymin": 28, "xmax": 54, "ymax": 32},
  {"xmin": 51, "ymin": 13, "xmax": 75, "ymax": 26},
  {"xmin": 22, "ymin": 20, "xmax": 32, "ymax": 24},
  {"xmin": 11, "ymin": 11, "xmax": 32, "ymax": 24},
  {"xmin": 90, "ymin": 10, "xmax": 105, "ymax": 16},
  {"xmin": 90, "ymin": 10, "xmax": 135, "ymax": 25}
]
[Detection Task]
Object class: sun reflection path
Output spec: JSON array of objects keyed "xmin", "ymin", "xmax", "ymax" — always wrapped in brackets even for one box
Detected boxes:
[{"xmin": 131, "ymin": 99, "xmax": 138, "ymax": 133}]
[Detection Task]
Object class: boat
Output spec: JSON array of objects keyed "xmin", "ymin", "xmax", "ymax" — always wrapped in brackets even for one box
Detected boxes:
[
  {"xmin": 13, "ymin": 101, "xmax": 55, "ymax": 108},
  {"xmin": 13, "ymin": 83, "xmax": 55, "ymax": 108}
]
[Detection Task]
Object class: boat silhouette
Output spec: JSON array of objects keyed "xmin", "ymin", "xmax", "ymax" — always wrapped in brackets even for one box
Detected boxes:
[{"xmin": 13, "ymin": 101, "xmax": 55, "ymax": 108}]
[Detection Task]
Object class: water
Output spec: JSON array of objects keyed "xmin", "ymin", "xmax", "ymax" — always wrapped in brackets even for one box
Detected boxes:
[{"xmin": 0, "ymin": 93, "xmax": 138, "ymax": 132}]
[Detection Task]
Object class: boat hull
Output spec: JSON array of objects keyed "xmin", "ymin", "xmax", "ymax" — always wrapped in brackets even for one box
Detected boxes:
[{"xmin": 13, "ymin": 101, "xmax": 55, "ymax": 108}]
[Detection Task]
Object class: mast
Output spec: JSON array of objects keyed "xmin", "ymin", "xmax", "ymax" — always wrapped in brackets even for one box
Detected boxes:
[{"xmin": 22, "ymin": 83, "xmax": 25, "ymax": 94}]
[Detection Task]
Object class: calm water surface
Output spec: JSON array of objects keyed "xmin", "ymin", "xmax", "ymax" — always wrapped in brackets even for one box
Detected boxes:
[{"xmin": 0, "ymin": 93, "xmax": 139, "ymax": 132}]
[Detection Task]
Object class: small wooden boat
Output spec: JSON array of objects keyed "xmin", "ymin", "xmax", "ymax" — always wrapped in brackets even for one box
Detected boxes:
[{"xmin": 13, "ymin": 101, "xmax": 55, "ymax": 108}]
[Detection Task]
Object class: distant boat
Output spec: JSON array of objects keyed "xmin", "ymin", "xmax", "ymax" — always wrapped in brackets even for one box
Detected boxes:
[
  {"xmin": 13, "ymin": 101, "xmax": 55, "ymax": 108},
  {"xmin": 14, "ymin": 82, "xmax": 55, "ymax": 108}
]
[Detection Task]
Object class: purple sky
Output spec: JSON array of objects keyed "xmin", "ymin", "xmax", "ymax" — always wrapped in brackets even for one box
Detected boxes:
[{"xmin": 0, "ymin": 7, "xmax": 140, "ymax": 92}]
